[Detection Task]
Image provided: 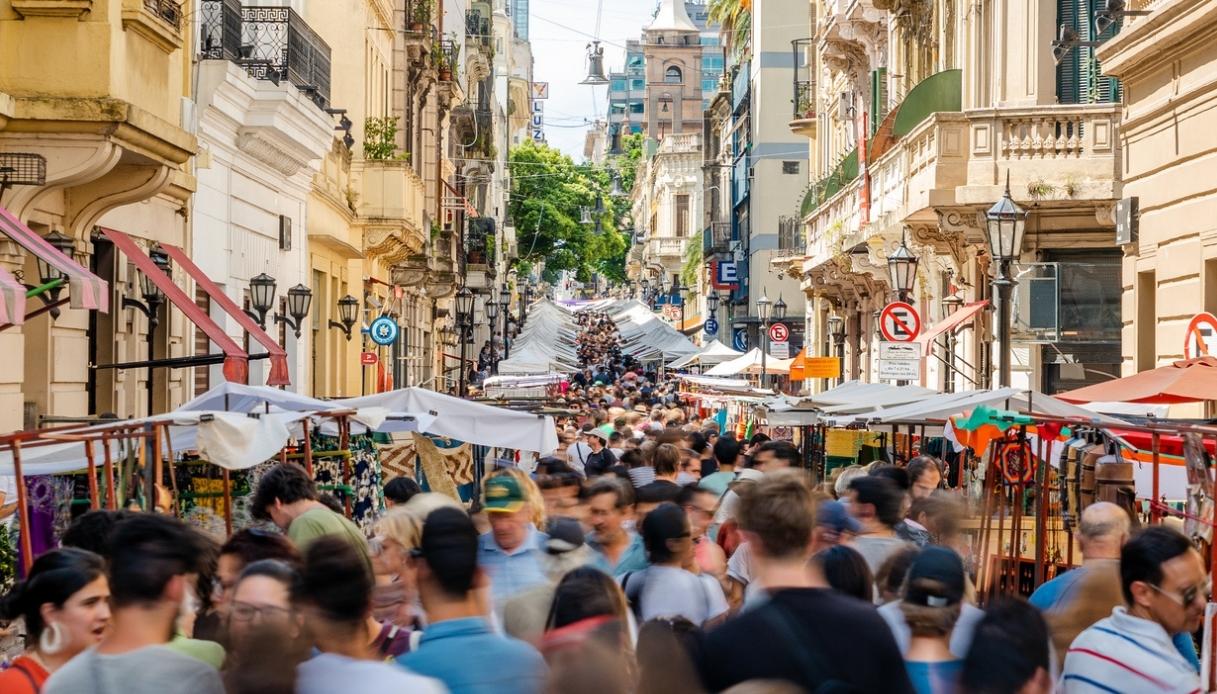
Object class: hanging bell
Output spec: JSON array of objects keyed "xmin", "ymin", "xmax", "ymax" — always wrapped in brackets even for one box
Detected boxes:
[
  {"xmin": 580, "ymin": 207, "xmax": 593, "ymax": 225},
  {"xmin": 580, "ymin": 41, "xmax": 610, "ymax": 85},
  {"xmin": 610, "ymin": 175, "xmax": 625, "ymax": 197}
]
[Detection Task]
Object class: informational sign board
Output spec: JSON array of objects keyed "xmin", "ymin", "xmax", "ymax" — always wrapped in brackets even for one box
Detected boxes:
[
  {"xmin": 804, "ymin": 357, "xmax": 841, "ymax": 379},
  {"xmin": 704, "ymin": 318, "xmax": 719, "ymax": 335},
  {"xmin": 1184, "ymin": 312, "xmax": 1217, "ymax": 359},
  {"xmin": 713, "ymin": 260, "xmax": 739, "ymax": 288},
  {"xmin": 878, "ymin": 341, "xmax": 921, "ymax": 381},
  {"xmin": 360, "ymin": 351, "xmax": 379, "ymax": 366},
  {"xmin": 768, "ymin": 322, "xmax": 789, "ymax": 343},
  {"xmin": 732, "ymin": 328, "xmax": 749, "ymax": 352},
  {"xmin": 770, "ymin": 341, "xmax": 790, "ymax": 359},
  {"xmin": 879, "ymin": 301, "xmax": 921, "ymax": 342},
  {"xmin": 532, "ymin": 82, "xmax": 549, "ymax": 99},
  {"xmin": 367, "ymin": 316, "xmax": 400, "ymax": 346}
]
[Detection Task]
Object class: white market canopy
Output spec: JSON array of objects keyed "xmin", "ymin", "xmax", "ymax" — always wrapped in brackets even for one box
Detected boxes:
[
  {"xmin": 667, "ymin": 339, "xmax": 744, "ymax": 369},
  {"xmin": 822, "ymin": 387, "xmax": 1127, "ymax": 428},
  {"xmin": 705, "ymin": 348, "xmax": 794, "ymax": 376},
  {"xmin": 496, "ymin": 299, "xmax": 581, "ymax": 375}
]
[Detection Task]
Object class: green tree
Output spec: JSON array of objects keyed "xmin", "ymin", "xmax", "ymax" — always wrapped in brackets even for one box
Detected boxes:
[{"xmin": 509, "ymin": 140, "xmax": 628, "ymax": 283}]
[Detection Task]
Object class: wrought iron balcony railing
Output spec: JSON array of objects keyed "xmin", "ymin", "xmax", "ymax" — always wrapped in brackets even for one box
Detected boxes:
[
  {"xmin": 465, "ymin": 10, "xmax": 492, "ymax": 50},
  {"xmin": 703, "ymin": 221, "xmax": 732, "ymax": 257},
  {"xmin": 145, "ymin": 0, "xmax": 183, "ymax": 31},
  {"xmin": 240, "ymin": 6, "xmax": 332, "ymax": 108},
  {"xmin": 200, "ymin": 0, "xmax": 241, "ymax": 61}
]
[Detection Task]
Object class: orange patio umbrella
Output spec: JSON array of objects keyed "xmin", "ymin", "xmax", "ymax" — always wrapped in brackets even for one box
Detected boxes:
[{"xmin": 1057, "ymin": 357, "xmax": 1217, "ymax": 404}]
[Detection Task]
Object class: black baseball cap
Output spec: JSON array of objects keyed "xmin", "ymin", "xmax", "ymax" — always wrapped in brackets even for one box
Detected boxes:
[{"xmin": 904, "ymin": 546, "xmax": 966, "ymax": 607}]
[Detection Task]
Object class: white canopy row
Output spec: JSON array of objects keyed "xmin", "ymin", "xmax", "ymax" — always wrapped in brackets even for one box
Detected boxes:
[{"xmin": 668, "ymin": 339, "xmax": 745, "ymax": 369}]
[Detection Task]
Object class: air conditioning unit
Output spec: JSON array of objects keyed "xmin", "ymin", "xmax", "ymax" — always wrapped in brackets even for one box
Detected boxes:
[{"xmin": 837, "ymin": 91, "xmax": 855, "ymax": 120}]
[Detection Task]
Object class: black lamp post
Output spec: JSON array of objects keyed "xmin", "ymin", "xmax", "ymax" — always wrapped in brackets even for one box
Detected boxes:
[
  {"xmin": 32, "ymin": 231, "xmax": 76, "ymax": 319},
  {"xmin": 123, "ymin": 247, "xmax": 171, "ymax": 416},
  {"xmin": 887, "ymin": 231, "xmax": 919, "ymax": 302},
  {"xmin": 275, "ymin": 284, "xmax": 313, "ymax": 339},
  {"xmin": 942, "ymin": 291, "xmax": 964, "ymax": 393},
  {"xmin": 986, "ymin": 173, "xmax": 1028, "ymax": 388},
  {"xmin": 498, "ymin": 284, "xmax": 510, "ymax": 361},
  {"xmin": 828, "ymin": 313, "xmax": 845, "ymax": 385},
  {"xmin": 329, "ymin": 294, "xmax": 359, "ymax": 340},
  {"xmin": 247, "ymin": 273, "xmax": 277, "ymax": 327},
  {"xmin": 455, "ymin": 287, "xmax": 474, "ymax": 397},
  {"xmin": 757, "ymin": 293, "xmax": 771, "ymax": 385},
  {"xmin": 486, "ymin": 294, "xmax": 499, "ymax": 374}
]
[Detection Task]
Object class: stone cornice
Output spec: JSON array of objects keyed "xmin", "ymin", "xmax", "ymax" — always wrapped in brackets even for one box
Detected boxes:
[{"xmin": 3, "ymin": 96, "xmax": 196, "ymax": 165}]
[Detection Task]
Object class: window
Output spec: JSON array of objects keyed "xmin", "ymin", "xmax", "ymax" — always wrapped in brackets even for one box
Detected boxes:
[
  {"xmin": 782, "ymin": 161, "xmax": 800, "ymax": 174},
  {"xmin": 1056, "ymin": 0, "xmax": 1121, "ymax": 104},
  {"xmin": 702, "ymin": 55, "xmax": 724, "ymax": 70},
  {"xmin": 610, "ymin": 103, "xmax": 626, "ymax": 114},
  {"xmin": 611, "ymin": 78, "xmax": 626, "ymax": 92},
  {"xmin": 702, "ymin": 36, "xmax": 720, "ymax": 47},
  {"xmin": 631, "ymin": 78, "xmax": 645, "ymax": 91},
  {"xmin": 675, "ymin": 194, "xmax": 690, "ymax": 237},
  {"xmin": 702, "ymin": 78, "xmax": 717, "ymax": 93},
  {"xmin": 665, "ymin": 66, "xmax": 683, "ymax": 83},
  {"xmin": 629, "ymin": 102, "xmax": 644, "ymax": 114}
]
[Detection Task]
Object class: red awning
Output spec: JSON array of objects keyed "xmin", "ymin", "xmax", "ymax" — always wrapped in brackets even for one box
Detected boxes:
[
  {"xmin": 0, "ymin": 203, "xmax": 108, "ymax": 312},
  {"xmin": 1059, "ymin": 357, "xmax": 1217, "ymax": 404},
  {"xmin": 159, "ymin": 244, "xmax": 290, "ymax": 386},
  {"xmin": 916, "ymin": 300, "xmax": 989, "ymax": 349},
  {"xmin": 99, "ymin": 228, "xmax": 249, "ymax": 385}
]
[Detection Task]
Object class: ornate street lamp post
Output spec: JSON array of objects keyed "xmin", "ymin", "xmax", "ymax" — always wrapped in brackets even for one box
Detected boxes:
[
  {"xmin": 329, "ymin": 295, "xmax": 359, "ymax": 340},
  {"xmin": 828, "ymin": 313, "xmax": 845, "ymax": 386},
  {"xmin": 887, "ymin": 231, "xmax": 919, "ymax": 303},
  {"xmin": 123, "ymin": 248, "xmax": 171, "ymax": 416},
  {"xmin": 455, "ymin": 287, "xmax": 474, "ymax": 396},
  {"xmin": 757, "ymin": 294, "xmax": 771, "ymax": 386},
  {"xmin": 985, "ymin": 173, "xmax": 1028, "ymax": 388}
]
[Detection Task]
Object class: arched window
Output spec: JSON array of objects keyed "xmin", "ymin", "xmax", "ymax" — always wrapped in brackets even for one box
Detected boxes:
[{"xmin": 665, "ymin": 66, "xmax": 683, "ymax": 83}]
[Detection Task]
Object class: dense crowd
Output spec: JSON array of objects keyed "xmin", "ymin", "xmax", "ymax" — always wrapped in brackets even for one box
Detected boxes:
[{"xmin": 0, "ymin": 309, "xmax": 1209, "ymax": 694}]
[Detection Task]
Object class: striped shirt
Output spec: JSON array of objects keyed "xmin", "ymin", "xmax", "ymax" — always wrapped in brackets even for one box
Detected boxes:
[{"xmin": 1061, "ymin": 607, "xmax": 1200, "ymax": 694}]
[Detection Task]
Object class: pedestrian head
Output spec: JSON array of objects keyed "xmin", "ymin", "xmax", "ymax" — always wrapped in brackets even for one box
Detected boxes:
[
  {"xmin": 107, "ymin": 514, "xmax": 209, "ymax": 613},
  {"xmin": 636, "ymin": 617, "xmax": 704, "ymax": 694},
  {"xmin": 413, "ymin": 507, "xmax": 481, "ymax": 603},
  {"xmin": 483, "ymin": 468, "xmax": 545, "ymax": 552},
  {"xmin": 811, "ymin": 499, "xmax": 861, "ymax": 551},
  {"xmin": 384, "ymin": 476, "xmax": 422, "ymax": 507},
  {"xmin": 961, "ymin": 597, "xmax": 1052, "ymax": 694},
  {"xmin": 652, "ymin": 443, "xmax": 681, "ymax": 479},
  {"xmin": 294, "ymin": 536, "xmax": 375, "ymax": 657},
  {"xmin": 750, "ymin": 440, "xmax": 798, "ymax": 472},
  {"xmin": 677, "ymin": 484, "xmax": 718, "ymax": 541},
  {"xmin": 812, "ymin": 545, "xmax": 873, "ymax": 603},
  {"xmin": 737, "ymin": 469, "xmax": 817, "ymax": 562},
  {"xmin": 215, "ymin": 528, "xmax": 300, "ymax": 616},
  {"xmin": 868, "ymin": 464, "xmax": 910, "ymax": 492},
  {"xmin": 713, "ymin": 435, "xmax": 740, "ymax": 469},
  {"xmin": 1077, "ymin": 501, "xmax": 1131, "ymax": 558},
  {"xmin": 847, "ymin": 475, "xmax": 904, "ymax": 532},
  {"xmin": 0, "ymin": 548, "xmax": 109, "ymax": 661},
  {"xmin": 907, "ymin": 456, "xmax": 944, "ymax": 499},
  {"xmin": 899, "ymin": 546, "xmax": 965, "ymax": 639},
  {"xmin": 226, "ymin": 559, "xmax": 304, "ymax": 649},
  {"xmin": 641, "ymin": 502, "xmax": 693, "ymax": 567},
  {"xmin": 875, "ymin": 546, "xmax": 920, "ymax": 605},
  {"xmin": 587, "ymin": 478, "xmax": 634, "ymax": 542},
  {"xmin": 251, "ymin": 464, "xmax": 319, "ymax": 530},
  {"xmin": 61, "ymin": 509, "xmax": 129, "ymax": 559},
  {"xmin": 1121, "ymin": 525, "xmax": 1207, "ymax": 635},
  {"xmin": 545, "ymin": 566, "xmax": 629, "ymax": 633}
]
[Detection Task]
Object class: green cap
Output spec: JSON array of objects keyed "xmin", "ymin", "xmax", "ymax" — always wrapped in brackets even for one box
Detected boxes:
[{"xmin": 484, "ymin": 475, "xmax": 527, "ymax": 513}]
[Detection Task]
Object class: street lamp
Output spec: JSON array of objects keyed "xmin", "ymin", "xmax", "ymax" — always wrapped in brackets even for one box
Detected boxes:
[
  {"xmin": 247, "ymin": 273, "xmax": 277, "ymax": 327},
  {"xmin": 774, "ymin": 295, "xmax": 788, "ymax": 321},
  {"xmin": 887, "ymin": 231, "xmax": 919, "ymax": 302},
  {"xmin": 498, "ymin": 284, "xmax": 510, "ymax": 361},
  {"xmin": 828, "ymin": 313, "xmax": 846, "ymax": 386},
  {"xmin": 329, "ymin": 294, "xmax": 359, "ymax": 341},
  {"xmin": 455, "ymin": 287, "xmax": 475, "ymax": 396},
  {"xmin": 30, "ymin": 231, "xmax": 76, "ymax": 318},
  {"xmin": 275, "ymin": 284, "xmax": 313, "ymax": 339},
  {"xmin": 757, "ymin": 293, "xmax": 771, "ymax": 386},
  {"xmin": 123, "ymin": 247, "xmax": 171, "ymax": 416},
  {"xmin": 707, "ymin": 290, "xmax": 720, "ymax": 314},
  {"xmin": 986, "ymin": 172, "xmax": 1028, "ymax": 388}
]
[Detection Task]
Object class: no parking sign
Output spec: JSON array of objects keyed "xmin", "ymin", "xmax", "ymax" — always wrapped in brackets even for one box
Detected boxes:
[{"xmin": 879, "ymin": 302, "xmax": 921, "ymax": 343}]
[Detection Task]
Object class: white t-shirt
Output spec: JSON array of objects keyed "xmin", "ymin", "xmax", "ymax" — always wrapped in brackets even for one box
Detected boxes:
[
  {"xmin": 297, "ymin": 653, "xmax": 447, "ymax": 694},
  {"xmin": 627, "ymin": 565, "xmax": 728, "ymax": 627},
  {"xmin": 565, "ymin": 442, "xmax": 592, "ymax": 475}
]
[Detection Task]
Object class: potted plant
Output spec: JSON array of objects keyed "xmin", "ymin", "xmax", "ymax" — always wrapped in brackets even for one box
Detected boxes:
[{"xmin": 409, "ymin": 0, "xmax": 431, "ymax": 31}]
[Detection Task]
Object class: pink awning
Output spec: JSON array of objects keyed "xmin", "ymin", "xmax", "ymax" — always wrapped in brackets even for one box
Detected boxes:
[
  {"xmin": 159, "ymin": 244, "xmax": 291, "ymax": 387},
  {"xmin": 0, "ymin": 204, "xmax": 108, "ymax": 312},
  {"xmin": 916, "ymin": 300, "xmax": 989, "ymax": 349},
  {"xmin": 0, "ymin": 266, "xmax": 26, "ymax": 326},
  {"xmin": 99, "ymin": 228, "xmax": 249, "ymax": 385}
]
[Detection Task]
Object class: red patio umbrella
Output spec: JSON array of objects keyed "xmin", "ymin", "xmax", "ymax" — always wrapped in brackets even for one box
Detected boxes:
[{"xmin": 1058, "ymin": 357, "xmax": 1217, "ymax": 404}]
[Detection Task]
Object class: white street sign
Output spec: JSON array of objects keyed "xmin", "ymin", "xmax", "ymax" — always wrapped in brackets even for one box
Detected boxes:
[
  {"xmin": 770, "ymin": 342, "xmax": 790, "ymax": 359},
  {"xmin": 878, "ymin": 341, "xmax": 921, "ymax": 381}
]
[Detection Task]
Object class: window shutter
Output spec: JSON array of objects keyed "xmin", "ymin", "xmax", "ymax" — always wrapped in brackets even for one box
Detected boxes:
[
  {"xmin": 870, "ymin": 68, "xmax": 887, "ymax": 136},
  {"xmin": 1089, "ymin": 0, "xmax": 1123, "ymax": 103},
  {"xmin": 1056, "ymin": 0, "xmax": 1083, "ymax": 104}
]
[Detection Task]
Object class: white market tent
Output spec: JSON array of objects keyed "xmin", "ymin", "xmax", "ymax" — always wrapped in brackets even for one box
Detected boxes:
[
  {"xmin": 705, "ymin": 348, "xmax": 794, "ymax": 376},
  {"xmin": 496, "ymin": 299, "xmax": 581, "ymax": 375},
  {"xmin": 606, "ymin": 300, "xmax": 698, "ymax": 362},
  {"xmin": 822, "ymin": 387, "xmax": 1126, "ymax": 428},
  {"xmin": 667, "ymin": 339, "xmax": 744, "ymax": 369}
]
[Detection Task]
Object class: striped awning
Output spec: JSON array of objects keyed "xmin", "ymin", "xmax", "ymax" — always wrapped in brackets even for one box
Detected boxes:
[
  {"xmin": 160, "ymin": 243, "xmax": 291, "ymax": 387},
  {"xmin": 0, "ymin": 266, "xmax": 26, "ymax": 325},
  {"xmin": 0, "ymin": 203, "xmax": 108, "ymax": 312},
  {"xmin": 99, "ymin": 228, "xmax": 250, "ymax": 385}
]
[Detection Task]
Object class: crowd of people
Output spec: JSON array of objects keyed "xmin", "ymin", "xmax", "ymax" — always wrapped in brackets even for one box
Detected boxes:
[{"xmin": 0, "ymin": 309, "xmax": 1210, "ymax": 694}]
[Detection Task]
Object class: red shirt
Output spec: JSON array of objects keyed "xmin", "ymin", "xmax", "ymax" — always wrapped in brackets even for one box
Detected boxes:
[{"xmin": 0, "ymin": 655, "xmax": 49, "ymax": 694}]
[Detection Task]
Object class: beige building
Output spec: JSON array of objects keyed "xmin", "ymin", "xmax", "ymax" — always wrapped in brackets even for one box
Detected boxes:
[
  {"xmin": 1100, "ymin": 0, "xmax": 1217, "ymax": 408},
  {"xmin": 778, "ymin": 0, "xmax": 1122, "ymax": 394}
]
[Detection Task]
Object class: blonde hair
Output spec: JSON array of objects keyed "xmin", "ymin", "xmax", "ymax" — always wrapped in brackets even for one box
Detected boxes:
[
  {"xmin": 373, "ymin": 492, "xmax": 462, "ymax": 551},
  {"xmin": 484, "ymin": 467, "xmax": 547, "ymax": 527}
]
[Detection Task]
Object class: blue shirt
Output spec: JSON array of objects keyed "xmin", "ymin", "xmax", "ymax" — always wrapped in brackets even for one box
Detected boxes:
[
  {"xmin": 478, "ymin": 525, "xmax": 549, "ymax": 612},
  {"xmin": 587, "ymin": 530, "xmax": 649, "ymax": 577},
  {"xmin": 398, "ymin": 617, "xmax": 547, "ymax": 694},
  {"xmin": 1031, "ymin": 564, "xmax": 1200, "ymax": 672},
  {"xmin": 905, "ymin": 660, "xmax": 963, "ymax": 694}
]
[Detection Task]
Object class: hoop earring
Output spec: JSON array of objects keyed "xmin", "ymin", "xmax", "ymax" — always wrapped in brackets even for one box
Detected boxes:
[{"xmin": 39, "ymin": 622, "xmax": 63, "ymax": 655}]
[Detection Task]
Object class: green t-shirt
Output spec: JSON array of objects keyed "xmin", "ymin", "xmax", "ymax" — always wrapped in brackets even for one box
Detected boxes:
[
  {"xmin": 166, "ymin": 635, "xmax": 225, "ymax": 669},
  {"xmin": 699, "ymin": 470, "xmax": 734, "ymax": 498},
  {"xmin": 288, "ymin": 506, "xmax": 371, "ymax": 566}
]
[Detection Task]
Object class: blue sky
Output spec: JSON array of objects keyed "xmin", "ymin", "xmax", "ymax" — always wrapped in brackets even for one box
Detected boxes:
[{"xmin": 529, "ymin": 0, "xmax": 658, "ymax": 160}]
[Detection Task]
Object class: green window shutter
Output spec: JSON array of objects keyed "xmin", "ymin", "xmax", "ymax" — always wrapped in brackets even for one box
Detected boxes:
[
  {"xmin": 1056, "ymin": 0, "xmax": 1084, "ymax": 104},
  {"xmin": 870, "ymin": 68, "xmax": 888, "ymax": 136},
  {"xmin": 1089, "ymin": 0, "xmax": 1123, "ymax": 103}
]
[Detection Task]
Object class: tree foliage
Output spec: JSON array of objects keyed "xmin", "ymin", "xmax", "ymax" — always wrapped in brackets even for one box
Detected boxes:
[
  {"xmin": 509, "ymin": 140, "xmax": 628, "ymax": 284},
  {"xmin": 708, "ymin": 0, "xmax": 751, "ymax": 58}
]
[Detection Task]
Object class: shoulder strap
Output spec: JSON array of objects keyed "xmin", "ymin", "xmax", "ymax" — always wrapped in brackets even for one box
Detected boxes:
[
  {"xmin": 12, "ymin": 660, "xmax": 41, "ymax": 694},
  {"xmin": 758, "ymin": 605, "xmax": 860, "ymax": 694},
  {"xmin": 621, "ymin": 569, "xmax": 647, "ymax": 621}
]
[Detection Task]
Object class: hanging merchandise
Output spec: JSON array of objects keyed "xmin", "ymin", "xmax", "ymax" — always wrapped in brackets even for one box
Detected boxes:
[
  {"xmin": 1183, "ymin": 432, "xmax": 1214, "ymax": 545},
  {"xmin": 998, "ymin": 439, "xmax": 1036, "ymax": 486},
  {"xmin": 310, "ymin": 430, "xmax": 384, "ymax": 530}
]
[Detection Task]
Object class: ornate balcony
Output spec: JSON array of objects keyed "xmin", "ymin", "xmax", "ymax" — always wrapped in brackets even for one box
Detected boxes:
[
  {"xmin": 702, "ymin": 221, "xmax": 731, "ymax": 258},
  {"xmin": 356, "ymin": 159, "xmax": 427, "ymax": 264},
  {"xmin": 199, "ymin": 0, "xmax": 241, "ymax": 61},
  {"xmin": 239, "ymin": 6, "xmax": 332, "ymax": 109},
  {"xmin": 789, "ymin": 38, "xmax": 816, "ymax": 138}
]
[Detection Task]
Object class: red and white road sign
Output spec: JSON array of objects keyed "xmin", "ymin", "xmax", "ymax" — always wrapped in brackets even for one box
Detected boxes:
[
  {"xmin": 360, "ymin": 351, "xmax": 379, "ymax": 366},
  {"xmin": 879, "ymin": 302, "xmax": 921, "ymax": 342},
  {"xmin": 1184, "ymin": 312, "xmax": 1217, "ymax": 359},
  {"xmin": 768, "ymin": 322, "xmax": 790, "ymax": 343}
]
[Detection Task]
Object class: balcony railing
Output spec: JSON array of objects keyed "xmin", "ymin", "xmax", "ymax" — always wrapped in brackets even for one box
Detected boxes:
[
  {"xmin": 200, "ymin": 0, "xmax": 241, "ymax": 60},
  {"xmin": 791, "ymin": 38, "xmax": 815, "ymax": 119},
  {"xmin": 778, "ymin": 216, "xmax": 802, "ymax": 254},
  {"xmin": 703, "ymin": 221, "xmax": 732, "ymax": 257},
  {"xmin": 145, "ymin": 0, "xmax": 183, "ymax": 30},
  {"xmin": 465, "ymin": 10, "xmax": 492, "ymax": 49},
  {"xmin": 241, "ymin": 6, "xmax": 332, "ymax": 108}
]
